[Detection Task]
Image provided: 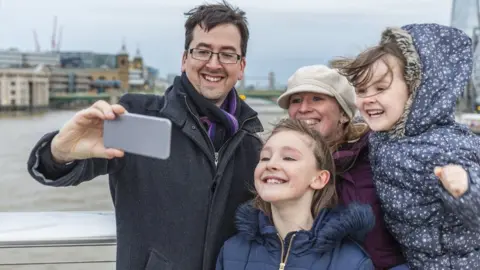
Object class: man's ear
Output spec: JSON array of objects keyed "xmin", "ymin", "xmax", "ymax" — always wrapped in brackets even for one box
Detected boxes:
[
  {"xmin": 181, "ymin": 51, "xmax": 187, "ymax": 72},
  {"xmin": 237, "ymin": 57, "xmax": 246, "ymax": 80}
]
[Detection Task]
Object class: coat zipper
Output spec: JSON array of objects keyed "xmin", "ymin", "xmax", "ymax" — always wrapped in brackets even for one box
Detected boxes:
[
  {"xmin": 213, "ymin": 115, "xmax": 258, "ymax": 168},
  {"xmin": 277, "ymin": 233, "xmax": 296, "ymax": 270},
  {"xmin": 201, "ymin": 114, "xmax": 258, "ymax": 269},
  {"xmin": 183, "ymin": 94, "xmax": 261, "ymax": 269},
  {"xmin": 185, "ymin": 96, "xmax": 257, "ymax": 168},
  {"xmin": 184, "ymin": 96, "xmax": 217, "ymax": 167}
]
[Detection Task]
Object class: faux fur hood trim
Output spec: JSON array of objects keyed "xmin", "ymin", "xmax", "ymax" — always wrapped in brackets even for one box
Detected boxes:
[{"xmin": 380, "ymin": 27, "xmax": 422, "ymax": 138}]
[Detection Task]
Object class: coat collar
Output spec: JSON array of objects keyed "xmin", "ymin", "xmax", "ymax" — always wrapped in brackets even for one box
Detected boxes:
[
  {"xmin": 235, "ymin": 202, "xmax": 374, "ymax": 255},
  {"xmin": 146, "ymin": 78, "xmax": 263, "ymax": 134}
]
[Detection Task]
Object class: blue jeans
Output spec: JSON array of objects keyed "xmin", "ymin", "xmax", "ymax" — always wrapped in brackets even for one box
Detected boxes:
[{"xmin": 390, "ymin": 264, "xmax": 409, "ymax": 270}]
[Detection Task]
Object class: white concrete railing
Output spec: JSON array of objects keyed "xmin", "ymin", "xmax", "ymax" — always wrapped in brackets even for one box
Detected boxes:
[{"xmin": 0, "ymin": 212, "xmax": 116, "ymax": 269}]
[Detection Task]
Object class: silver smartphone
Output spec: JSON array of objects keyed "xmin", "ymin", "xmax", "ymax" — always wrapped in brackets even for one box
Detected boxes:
[{"xmin": 103, "ymin": 113, "xmax": 172, "ymax": 159}]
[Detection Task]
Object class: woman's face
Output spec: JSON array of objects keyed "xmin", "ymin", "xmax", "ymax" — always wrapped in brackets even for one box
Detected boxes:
[{"xmin": 287, "ymin": 92, "xmax": 347, "ymax": 142}]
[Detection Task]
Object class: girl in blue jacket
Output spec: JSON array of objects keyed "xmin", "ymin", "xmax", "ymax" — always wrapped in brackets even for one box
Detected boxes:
[
  {"xmin": 216, "ymin": 118, "xmax": 375, "ymax": 270},
  {"xmin": 335, "ymin": 23, "xmax": 480, "ymax": 269}
]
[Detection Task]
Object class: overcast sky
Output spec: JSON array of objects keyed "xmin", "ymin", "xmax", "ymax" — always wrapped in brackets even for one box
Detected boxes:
[{"xmin": 0, "ymin": 0, "xmax": 455, "ymax": 86}]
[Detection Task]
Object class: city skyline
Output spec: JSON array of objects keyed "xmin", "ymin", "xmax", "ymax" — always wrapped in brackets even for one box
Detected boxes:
[{"xmin": 0, "ymin": 0, "xmax": 453, "ymax": 85}]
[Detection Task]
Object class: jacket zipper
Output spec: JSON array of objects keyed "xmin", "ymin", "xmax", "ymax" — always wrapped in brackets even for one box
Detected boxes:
[
  {"xmin": 183, "ymin": 94, "xmax": 261, "ymax": 269},
  {"xmin": 185, "ymin": 96, "xmax": 257, "ymax": 168},
  {"xmin": 201, "ymin": 114, "xmax": 258, "ymax": 269},
  {"xmin": 277, "ymin": 233, "xmax": 296, "ymax": 270},
  {"xmin": 184, "ymin": 96, "xmax": 217, "ymax": 167},
  {"xmin": 214, "ymin": 115, "xmax": 258, "ymax": 167}
]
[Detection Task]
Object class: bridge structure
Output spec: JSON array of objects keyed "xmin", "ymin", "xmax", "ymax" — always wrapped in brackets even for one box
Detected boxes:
[
  {"xmin": 49, "ymin": 89, "xmax": 285, "ymax": 107},
  {"xmin": 50, "ymin": 92, "xmax": 116, "ymax": 104},
  {"xmin": 49, "ymin": 92, "xmax": 120, "ymax": 109}
]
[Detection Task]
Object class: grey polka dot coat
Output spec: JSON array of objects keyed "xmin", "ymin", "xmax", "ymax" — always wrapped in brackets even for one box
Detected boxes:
[{"xmin": 368, "ymin": 23, "xmax": 480, "ymax": 270}]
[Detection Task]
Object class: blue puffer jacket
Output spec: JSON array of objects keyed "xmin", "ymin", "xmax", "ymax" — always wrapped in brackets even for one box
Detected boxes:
[
  {"xmin": 369, "ymin": 23, "xmax": 480, "ymax": 269},
  {"xmin": 216, "ymin": 202, "xmax": 375, "ymax": 270}
]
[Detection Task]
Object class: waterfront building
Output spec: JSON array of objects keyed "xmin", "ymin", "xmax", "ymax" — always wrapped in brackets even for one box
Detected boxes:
[
  {"xmin": 0, "ymin": 49, "xmax": 60, "ymax": 68},
  {"xmin": 0, "ymin": 66, "xmax": 49, "ymax": 110}
]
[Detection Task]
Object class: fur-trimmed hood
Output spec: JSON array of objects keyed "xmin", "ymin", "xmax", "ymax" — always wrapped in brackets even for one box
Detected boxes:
[
  {"xmin": 365, "ymin": 24, "xmax": 480, "ymax": 270},
  {"xmin": 234, "ymin": 202, "xmax": 375, "ymax": 255},
  {"xmin": 381, "ymin": 23, "xmax": 473, "ymax": 138}
]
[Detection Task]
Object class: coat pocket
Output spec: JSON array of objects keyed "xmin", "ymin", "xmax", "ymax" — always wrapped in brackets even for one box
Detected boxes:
[{"xmin": 144, "ymin": 249, "xmax": 173, "ymax": 270}]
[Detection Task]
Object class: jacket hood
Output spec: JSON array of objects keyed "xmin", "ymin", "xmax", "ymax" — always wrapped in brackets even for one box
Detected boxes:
[
  {"xmin": 380, "ymin": 23, "xmax": 473, "ymax": 138},
  {"xmin": 234, "ymin": 201, "xmax": 374, "ymax": 255}
]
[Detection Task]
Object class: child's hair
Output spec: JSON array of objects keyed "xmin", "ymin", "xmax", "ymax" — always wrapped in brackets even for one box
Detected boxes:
[
  {"xmin": 253, "ymin": 118, "xmax": 338, "ymax": 217},
  {"xmin": 330, "ymin": 41, "xmax": 408, "ymax": 92}
]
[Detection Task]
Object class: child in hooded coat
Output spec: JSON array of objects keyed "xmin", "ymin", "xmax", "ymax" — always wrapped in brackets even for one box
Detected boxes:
[
  {"xmin": 216, "ymin": 118, "xmax": 375, "ymax": 269},
  {"xmin": 336, "ymin": 23, "xmax": 480, "ymax": 269}
]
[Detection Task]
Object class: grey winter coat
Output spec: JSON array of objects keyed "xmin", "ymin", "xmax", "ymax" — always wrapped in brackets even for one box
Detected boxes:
[{"xmin": 369, "ymin": 24, "xmax": 480, "ymax": 270}]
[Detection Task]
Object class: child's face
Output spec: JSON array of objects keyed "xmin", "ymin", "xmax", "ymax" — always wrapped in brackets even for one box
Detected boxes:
[
  {"xmin": 254, "ymin": 130, "xmax": 329, "ymax": 205},
  {"xmin": 355, "ymin": 54, "xmax": 409, "ymax": 132}
]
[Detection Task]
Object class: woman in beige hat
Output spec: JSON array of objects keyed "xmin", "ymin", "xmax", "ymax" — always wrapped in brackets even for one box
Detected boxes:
[{"xmin": 276, "ymin": 65, "xmax": 406, "ymax": 270}]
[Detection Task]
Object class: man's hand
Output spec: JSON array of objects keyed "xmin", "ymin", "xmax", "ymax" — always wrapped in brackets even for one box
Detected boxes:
[
  {"xmin": 434, "ymin": 164, "xmax": 469, "ymax": 199},
  {"xmin": 51, "ymin": 100, "xmax": 127, "ymax": 163}
]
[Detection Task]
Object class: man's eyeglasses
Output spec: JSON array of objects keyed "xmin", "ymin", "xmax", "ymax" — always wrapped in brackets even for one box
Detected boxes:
[{"xmin": 188, "ymin": 48, "xmax": 241, "ymax": 64}]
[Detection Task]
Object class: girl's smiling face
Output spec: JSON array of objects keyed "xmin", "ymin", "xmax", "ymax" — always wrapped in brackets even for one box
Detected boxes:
[
  {"xmin": 254, "ymin": 130, "xmax": 327, "ymax": 204},
  {"xmin": 355, "ymin": 54, "xmax": 409, "ymax": 132}
]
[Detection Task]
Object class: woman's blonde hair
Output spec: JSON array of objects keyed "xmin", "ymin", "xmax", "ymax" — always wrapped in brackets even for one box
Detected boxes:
[
  {"xmin": 253, "ymin": 118, "xmax": 338, "ymax": 217},
  {"xmin": 330, "ymin": 121, "xmax": 369, "ymax": 151}
]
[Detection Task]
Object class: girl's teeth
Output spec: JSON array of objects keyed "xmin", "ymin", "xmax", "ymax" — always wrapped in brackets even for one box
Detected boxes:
[
  {"xmin": 266, "ymin": 179, "xmax": 284, "ymax": 184},
  {"xmin": 368, "ymin": 110, "xmax": 383, "ymax": 116}
]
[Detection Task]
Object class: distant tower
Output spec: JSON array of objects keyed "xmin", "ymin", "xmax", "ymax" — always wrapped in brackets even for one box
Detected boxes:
[
  {"xmin": 239, "ymin": 77, "xmax": 246, "ymax": 91},
  {"xmin": 133, "ymin": 47, "xmax": 144, "ymax": 70},
  {"xmin": 116, "ymin": 41, "xmax": 129, "ymax": 91},
  {"xmin": 268, "ymin": 71, "xmax": 275, "ymax": 90}
]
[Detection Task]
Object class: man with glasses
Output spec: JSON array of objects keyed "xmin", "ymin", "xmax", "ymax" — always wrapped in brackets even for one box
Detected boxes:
[{"xmin": 26, "ymin": 1, "xmax": 263, "ymax": 270}]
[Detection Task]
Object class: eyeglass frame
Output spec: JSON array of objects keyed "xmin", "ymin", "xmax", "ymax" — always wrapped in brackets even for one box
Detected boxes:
[{"xmin": 187, "ymin": 48, "xmax": 242, "ymax": 64}]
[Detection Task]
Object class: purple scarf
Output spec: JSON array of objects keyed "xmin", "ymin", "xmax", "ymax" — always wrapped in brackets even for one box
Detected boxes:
[
  {"xmin": 199, "ymin": 89, "xmax": 239, "ymax": 141},
  {"xmin": 180, "ymin": 73, "xmax": 240, "ymax": 150}
]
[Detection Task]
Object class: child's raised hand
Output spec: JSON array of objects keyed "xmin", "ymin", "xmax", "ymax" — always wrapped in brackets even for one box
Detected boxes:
[{"xmin": 434, "ymin": 165, "xmax": 469, "ymax": 199}]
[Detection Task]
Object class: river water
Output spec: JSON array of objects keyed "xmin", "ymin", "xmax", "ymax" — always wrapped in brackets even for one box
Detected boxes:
[
  {"xmin": 0, "ymin": 98, "xmax": 285, "ymax": 212},
  {"xmin": 0, "ymin": 99, "xmax": 285, "ymax": 269}
]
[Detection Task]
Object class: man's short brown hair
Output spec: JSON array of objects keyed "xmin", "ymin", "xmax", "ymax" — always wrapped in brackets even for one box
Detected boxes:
[{"xmin": 184, "ymin": 0, "xmax": 249, "ymax": 56}]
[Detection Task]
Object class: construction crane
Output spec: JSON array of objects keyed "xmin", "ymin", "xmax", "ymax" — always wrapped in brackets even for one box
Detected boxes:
[
  {"xmin": 51, "ymin": 16, "xmax": 57, "ymax": 51},
  {"xmin": 29, "ymin": 16, "xmax": 63, "ymax": 53},
  {"xmin": 56, "ymin": 25, "xmax": 63, "ymax": 52}
]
